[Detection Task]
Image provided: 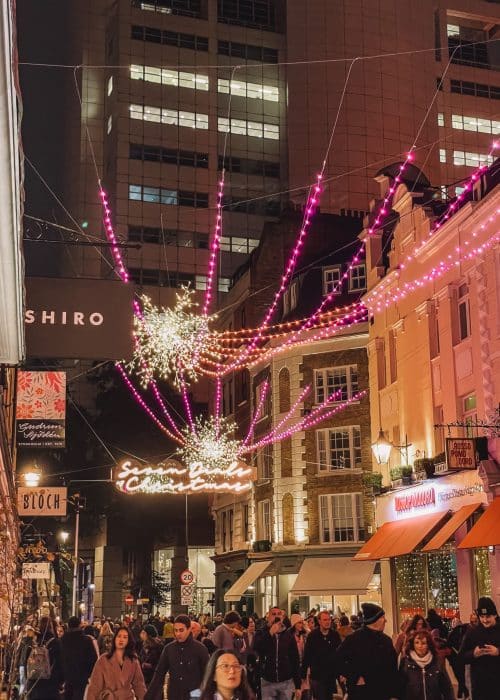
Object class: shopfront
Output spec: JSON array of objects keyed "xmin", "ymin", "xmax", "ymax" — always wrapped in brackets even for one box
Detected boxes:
[{"xmin": 355, "ymin": 469, "xmax": 491, "ymax": 633}]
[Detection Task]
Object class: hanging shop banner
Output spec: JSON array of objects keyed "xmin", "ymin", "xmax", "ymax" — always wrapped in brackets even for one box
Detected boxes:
[
  {"xmin": 22, "ymin": 562, "xmax": 51, "ymax": 580},
  {"xmin": 16, "ymin": 371, "xmax": 66, "ymax": 448},
  {"xmin": 17, "ymin": 487, "xmax": 68, "ymax": 516},
  {"xmin": 25, "ymin": 277, "xmax": 134, "ymax": 360},
  {"xmin": 446, "ymin": 437, "xmax": 478, "ymax": 470}
]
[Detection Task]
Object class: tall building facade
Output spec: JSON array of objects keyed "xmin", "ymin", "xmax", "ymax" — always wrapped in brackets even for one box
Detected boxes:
[{"xmin": 63, "ymin": 0, "xmax": 500, "ymax": 294}]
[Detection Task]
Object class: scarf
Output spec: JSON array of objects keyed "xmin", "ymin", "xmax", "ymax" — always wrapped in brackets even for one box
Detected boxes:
[{"xmin": 409, "ymin": 650, "xmax": 433, "ymax": 668}]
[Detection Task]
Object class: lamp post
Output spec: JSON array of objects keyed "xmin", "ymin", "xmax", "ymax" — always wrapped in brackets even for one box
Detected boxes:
[{"xmin": 70, "ymin": 494, "xmax": 84, "ymax": 617}]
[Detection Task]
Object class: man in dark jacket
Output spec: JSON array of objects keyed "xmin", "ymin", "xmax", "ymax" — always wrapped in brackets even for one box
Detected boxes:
[
  {"xmin": 302, "ymin": 611, "xmax": 341, "ymax": 700},
  {"xmin": 336, "ymin": 603, "xmax": 400, "ymax": 700},
  {"xmin": 60, "ymin": 616, "xmax": 98, "ymax": 700},
  {"xmin": 253, "ymin": 606, "xmax": 301, "ymax": 699},
  {"xmin": 459, "ymin": 596, "xmax": 500, "ymax": 700},
  {"xmin": 144, "ymin": 614, "xmax": 209, "ymax": 700}
]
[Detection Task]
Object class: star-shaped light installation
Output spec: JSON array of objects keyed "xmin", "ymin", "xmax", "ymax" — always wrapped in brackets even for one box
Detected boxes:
[{"xmin": 178, "ymin": 415, "xmax": 241, "ymax": 478}]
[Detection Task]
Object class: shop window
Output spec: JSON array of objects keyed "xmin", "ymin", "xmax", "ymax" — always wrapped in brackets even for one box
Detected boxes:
[
  {"xmin": 317, "ymin": 426, "xmax": 362, "ymax": 471},
  {"xmin": 395, "ymin": 554, "xmax": 426, "ymax": 620},
  {"xmin": 474, "ymin": 548, "xmax": 492, "ymax": 598},
  {"xmin": 427, "ymin": 551, "xmax": 459, "ymax": 616},
  {"xmin": 257, "ymin": 499, "xmax": 271, "ymax": 541},
  {"xmin": 319, "ymin": 493, "xmax": 364, "ymax": 543},
  {"xmin": 323, "ymin": 266, "xmax": 342, "ymax": 295},
  {"xmin": 282, "ymin": 493, "xmax": 295, "ymax": 545},
  {"xmin": 315, "ymin": 365, "xmax": 359, "ymax": 404},
  {"xmin": 278, "ymin": 367, "xmax": 291, "ymax": 413}
]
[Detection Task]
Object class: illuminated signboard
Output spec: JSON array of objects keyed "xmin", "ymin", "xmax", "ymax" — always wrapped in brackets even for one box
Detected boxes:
[
  {"xmin": 446, "ymin": 438, "xmax": 477, "ymax": 470},
  {"xmin": 114, "ymin": 459, "xmax": 256, "ymax": 495}
]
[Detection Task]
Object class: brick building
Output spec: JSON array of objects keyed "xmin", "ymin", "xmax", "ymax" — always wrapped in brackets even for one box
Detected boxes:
[{"xmin": 212, "ymin": 211, "xmax": 381, "ymax": 615}]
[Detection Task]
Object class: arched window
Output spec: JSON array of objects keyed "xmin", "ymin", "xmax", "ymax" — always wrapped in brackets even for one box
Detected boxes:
[{"xmin": 278, "ymin": 367, "xmax": 291, "ymax": 413}]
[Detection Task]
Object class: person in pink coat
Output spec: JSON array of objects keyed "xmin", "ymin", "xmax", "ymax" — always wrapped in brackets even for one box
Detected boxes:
[{"xmin": 86, "ymin": 627, "xmax": 146, "ymax": 700}]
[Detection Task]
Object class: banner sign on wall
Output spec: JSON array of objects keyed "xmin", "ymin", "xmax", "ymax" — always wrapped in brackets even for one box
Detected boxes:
[
  {"xmin": 25, "ymin": 277, "xmax": 134, "ymax": 360},
  {"xmin": 16, "ymin": 371, "xmax": 66, "ymax": 448},
  {"xmin": 22, "ymin": 562, "xmax": 51, "ymax": 580},
  {"xmin": 17, "ymin": 487, "xmax": 68, "ymax": 516},
  {"xmin": 446, "ymin": 437, "xmax": 478, "ymax": 470}
]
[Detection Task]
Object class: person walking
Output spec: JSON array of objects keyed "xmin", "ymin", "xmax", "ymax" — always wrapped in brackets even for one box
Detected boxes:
[
  {"xmin": 199, "ymin": 648, "xmax": 255, "ymax": 700},
  {"xmin": 26, "ymin": 616, "xmax": 63, "ymax": 700},
  {"xmin": 336, "ymin": 603, "xmax": 400, "ymax": 700},
  {"xmin": 211, "ymin": 611, "xmax": 245, "ymax": 654},
  {"xmin": 60, "ymin": 616, "xmax": 98, "ymax": 700},
  {"xmin": 302, "ymin": 611, "xmax": 341, "ymax": 700},
  {"xmin": 138, "ymin": 624, "xmax": 163, "ymax": 687},
  {"xmin": 399, "ymin": 629, "xmax": 454, "ymax": 700},
  {"xmin": 144, "ymin": 614, "xmax": 209, "ymax": 700},
  {"xmin": 86, "ymin": 626, "xmax": 146, "ymax": 700},
  {"xmin": 448, "ymin": 616, "xmax": 469, "ymax": 698},
  {"xmin": 253, "ymin": 606, "xmax": 301, "ymax": 700},
  {"xmin": 459, "ymin": 596, "xmax": 500, "ymax": 700},
  {"xmin": 98, "ymin": 622, "xmax": 115, "ymax": 656}
]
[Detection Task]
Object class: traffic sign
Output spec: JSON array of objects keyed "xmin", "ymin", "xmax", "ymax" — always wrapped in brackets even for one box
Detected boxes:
[
  {"xmin": 181, "ymin": 584, "xmax": 194, "ymax": 605},
  {"xmin": 125, "ymin": 594, "xmax": 134, "ymax": 605},
  {"xmin": 180, "ymin": 569, "xmax": 195, "ymax": 585}
]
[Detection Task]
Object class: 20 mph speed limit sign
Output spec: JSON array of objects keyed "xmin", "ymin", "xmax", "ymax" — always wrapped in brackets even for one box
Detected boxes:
[{"xmin": 180, "ymin": 569, "xmax": 195, "ymax": 585}]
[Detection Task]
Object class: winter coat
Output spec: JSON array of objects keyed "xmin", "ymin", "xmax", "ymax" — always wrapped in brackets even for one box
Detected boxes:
[
  {"xmin": 86, "ymin": 653, "xmax": 146, "ymax": 700},
  {"xmin": 139, "ymin": 639, "xmax": 163, "ymax": 685},
  {"xmin": 399, "ymin": 654, "xmax": 454, "ymax": 700},
  {"xmin": 26, "ymin": 632, "xmax": 63, "ymax": 700},
  {"xmin": 253, "ymin": 625, "xmax": 301, "ymax": 689},
  {"xmin": 459, "ymin": 620, "xmax": 500, "ymax": 700},
  {"xmin": 211, "ymin": 623, "xmax": 239, "ymax": 651},
  {"xmin": 144, "ymin": 634, "xmax": 209, "ymax": 700},
  {"xmin": 60, "ymin": 629, "xmax": 98, "ymax": 698},
  {"xmin": 336, "ymin": 626, "xmax": 400, "ymax": 700},
  {"xmin": 302, "ymin": 626, "xmax": 341, "ymax": 684}
]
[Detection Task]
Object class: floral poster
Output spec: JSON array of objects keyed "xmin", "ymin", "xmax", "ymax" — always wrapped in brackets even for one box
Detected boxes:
[{"xmin": 16, "ymin": 371, "xmax": 66, "ymax": 448}]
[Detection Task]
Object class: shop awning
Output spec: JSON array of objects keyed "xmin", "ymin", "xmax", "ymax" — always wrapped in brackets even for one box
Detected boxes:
[
  {"xmin": 458, "ymin": 497, "xmax": 500, "ymax": 549},
  {"xmin": 224, "ymin": 561, "xmax": 272, "ymax": 602},
  {"xmin": 354, "ymin": 511, "xmax": 448, "ymax": 560},
  {"xmin": 422, "ymin": 503, "xmax": 482, "ymax": 552},
  {"xmin": 290, "ymin": 557, "xmax": 376, "ymax": 596}
]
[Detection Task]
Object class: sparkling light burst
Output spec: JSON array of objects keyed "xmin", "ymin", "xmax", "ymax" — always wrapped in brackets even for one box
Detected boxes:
[
  {"xmin": 131, "ymin": 288, "xmax": 216, "ymax": 387},
  {"xmin": 178, "ymin": 415, "xmax": 241, "ymax": 477}
]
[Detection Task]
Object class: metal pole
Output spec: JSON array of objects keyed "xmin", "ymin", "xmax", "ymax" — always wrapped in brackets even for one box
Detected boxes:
[{"xmin": 72, "ymin": 499, "xmax": 80, "ymax": 617}]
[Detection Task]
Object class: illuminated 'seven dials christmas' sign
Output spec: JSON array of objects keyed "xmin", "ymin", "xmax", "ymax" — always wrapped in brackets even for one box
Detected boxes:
[{"xmin": 113, "ymin": 458, "xmax": 256, "ymax": 495}]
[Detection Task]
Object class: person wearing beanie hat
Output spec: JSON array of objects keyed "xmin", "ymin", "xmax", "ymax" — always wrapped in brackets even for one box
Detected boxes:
[
  {"xmin": 459, "ymin": 597, "xmax": 500, "ymax": 700},
  {"xmin": 336, "ymin": 602, "xmax": 400, "ymax": 700},
  {"xmin": 139, "ymin": 625, "xmax": 163, "ymax": 687},
  {"xmin": 302, "ymin": 610, "xmax": 341, "ymax": 700}
]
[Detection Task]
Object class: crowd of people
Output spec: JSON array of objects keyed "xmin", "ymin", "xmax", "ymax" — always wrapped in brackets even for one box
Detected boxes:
[{"xmin": 9, "ymin": 595, "xmax": 500, "ymax": 700}]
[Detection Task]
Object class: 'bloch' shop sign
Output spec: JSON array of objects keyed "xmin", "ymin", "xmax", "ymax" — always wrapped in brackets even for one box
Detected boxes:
[{"xmin": 446, "ymin": 437, "xmax": 478, "ymax": 470}]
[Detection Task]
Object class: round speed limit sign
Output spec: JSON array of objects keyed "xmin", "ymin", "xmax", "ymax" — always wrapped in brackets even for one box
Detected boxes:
[{"xmin": 180, "ymin": 569, "xmax": 195, "ymax": 585}]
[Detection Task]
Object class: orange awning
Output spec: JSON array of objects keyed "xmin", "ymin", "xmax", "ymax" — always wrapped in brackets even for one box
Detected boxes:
[
  {"xmin": 354, "ymin": 511, "xmax": 448, "ymax": 560},
  {"xmin": 422, "ymin": 503, "xmax": 482, "ymax": 552},
  {"xmin": 458, "ymin": 497, "xmax": 500, "ymax": 549}
]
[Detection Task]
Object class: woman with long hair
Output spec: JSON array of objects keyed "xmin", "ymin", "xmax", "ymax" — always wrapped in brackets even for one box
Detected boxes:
[
  {"xmin": 399, "ymin": 629, "xmax": 454, "ymax": 700},
  {"xmin": 199, "ymin": 649, "xmax": 255, "ymax": 700},
  {"xmin": 26, "ymin": 616, "xmax": 62, "ymax": 700},
  {"xmin": 98, "ymin": 621, "xmax": 114, "ymax": 655},
  {"xmin": 86, "ymin": 627, "xmax": 146, "ymax": 700}
]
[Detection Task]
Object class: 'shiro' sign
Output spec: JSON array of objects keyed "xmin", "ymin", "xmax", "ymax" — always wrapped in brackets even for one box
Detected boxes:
[{"xmin": 17, "ymin": 487, "xmax": 68, "ymax": 516}]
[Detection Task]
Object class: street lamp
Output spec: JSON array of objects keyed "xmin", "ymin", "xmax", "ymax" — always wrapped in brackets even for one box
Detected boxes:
[
  {"xmin": 59, "ymin": 531, "xmax": 69, "ymax": 545},
  {"xmin": 21, "ymin": 464, "xmax": 42, "ymax": 488},
  {"xmin": 371, "ymin": 429, "xmax": 393, "ymax": 465}
]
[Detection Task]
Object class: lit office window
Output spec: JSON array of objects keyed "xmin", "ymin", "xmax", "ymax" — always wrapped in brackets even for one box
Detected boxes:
[
  {"xmin": 439, "ymin": 149, "xmax": 447, "ymax": 163},
  {"xmin": 130, "ymin": 103, "xmax": 208, "ymax": 129},
  {"xmin": 218, "ymin": 117, "xmax": 279, "ymax": 140},
  {"xmin": 218, "ymin": 78, "xmax": 279, "ymax": 102},
  {"xmin": 453, "ymin": 150, "xmax": 494, "ymax": 167},
  {"xmin": 437, "ymin": 112, "xmax": 444, "ymax": 127},
  {"xmin": 130, "ymin": 64, "xmax": 209, "ymax": 90},
  {"xmin": 451, "ymin": 113, "xmax": 500, "ymax": 135}
]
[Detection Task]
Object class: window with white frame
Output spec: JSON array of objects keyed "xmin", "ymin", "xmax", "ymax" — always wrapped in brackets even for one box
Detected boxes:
[
  {"xmin": 130, "ymin": 64, "xmax": 209, "ymax": 90},
  {"xmin": 130, "ymin": 103, "xmax": 208, "ymax": 130},
  {"xmin": 317, "ymin": 426, "xmax": 362, "ymax": 471},
  {"xmin": 257, "ymin": 499, "xmax": 271, "ymax": 541},
  {"xmin": 218, "ymin": 117, "xmax": 279, "ymax": 140},
  {"xmin": 439, "ymin": 149, "xmax": 447, "ymax": 163},
  {"xmin": 349, "ymin": 263, "xmax": 366, "ymax": 292},
  {"xmin": 452, "ymin": 114, "xmax": 500, "ymax": 135},
  {"xmin": 218, "ymin": 78, "xmax": 279, "ymax": 102},
  {"xmin": 319, "ymin": 493, "xmax": 365, "ymax": 543},
  {"xmin": 462, "ymin": 394, "xmax": 477, "ymax": 437},
  {"xmin": 314, "ymin": 365, "xmax": 359, "ymax": 404},
  {"xmin": 257, "ymin": 443, "xmax": 272, "ymax": 480},
  {"xmin": 283, "ymin": 281, "xmax": 298, "ymax": 315},
  {"xmin": 437, "ymin": 112, "xmax": 444, "ymax": 127},
  {"xmin": 453, "ymin": 151, "xmax": 494, "ymax": 167},
  {"xmin": 457, "ymin": 282, "xmax": 471, "ymax": 341},
  {"xmin": 323, "ymin": 266, "xmax": 342, "ymax": 295}
]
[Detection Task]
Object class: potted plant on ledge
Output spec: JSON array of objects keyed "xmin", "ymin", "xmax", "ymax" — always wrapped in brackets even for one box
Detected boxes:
[
  {"xmin": 401, "ymin": 465, "xmax": 414, "ymax": 485},
  {"xmin": 363, "ymin": 471, "xmax": 383, "ymax": 495},
  {"xmin": 390, "ymin": 467, "xmax": 403, "ymax": 488}
]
